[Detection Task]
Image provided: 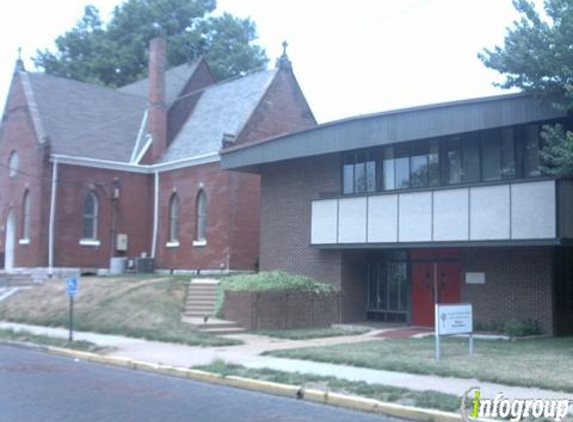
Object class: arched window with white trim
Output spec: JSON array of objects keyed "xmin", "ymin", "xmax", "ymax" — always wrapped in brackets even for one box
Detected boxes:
[
  {"xmin": 196, "ymin": 190, "xmax": 207, "ymax": 243},
  {"xmin": 169, "ymin": 193, "xmax": 180, "ymax": 243},
  {"xmin": 82, "ymin": 192, "xmax": 99, "ymax": 240},
  {"xmin": 8, "ymin": 151, "xmax": 19, "ymax": 178},
  {"xmin": 21, "ymin": 190, "xmax": 31, "ymax": 241}
]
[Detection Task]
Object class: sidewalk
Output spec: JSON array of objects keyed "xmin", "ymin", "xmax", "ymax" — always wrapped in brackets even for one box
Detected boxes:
[{"xmin": 2, "ymin": 321, "xmax": 571, "ymax": 402}]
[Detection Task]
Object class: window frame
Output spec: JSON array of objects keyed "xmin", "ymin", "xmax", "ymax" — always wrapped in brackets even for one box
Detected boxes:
[
  {"xmin": 81, "ymin": 191, "xmax": 99, "ymax": 242},
  {"xmin": 168, "ymin": 193, "xmax": 180, "ymax": 245},
  {"xmin": 21, "ymin": 190, "xmax": 31, "ymax": 242},
  {"xmin": 339, "ymin": 122, "xmax": 551, "ymax": 197},
  {"xmin": 195, "ymin": 190, "xmax": 207, "ymax": 245},
  {"xmin": 8, "ymin": 151, "xmax": 19, "ymax": 178}
]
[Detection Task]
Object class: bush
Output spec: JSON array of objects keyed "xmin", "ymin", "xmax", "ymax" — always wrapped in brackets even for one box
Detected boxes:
[
  {"xmin": 215, "ymin": 271, "xmax": 335, "ymax": 318},
  {"xmin": 474, "ymin": 319, "xmax": 542, "ymax": 337},
  {"xmin": 503, "ymin": 319, "xmax": 542, "ymax": 337}
]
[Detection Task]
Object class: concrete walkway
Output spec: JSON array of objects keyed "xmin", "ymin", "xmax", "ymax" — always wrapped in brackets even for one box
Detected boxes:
[{"xmin": 1, "ymin": 321, "xmax": 571, "ymax": 402}]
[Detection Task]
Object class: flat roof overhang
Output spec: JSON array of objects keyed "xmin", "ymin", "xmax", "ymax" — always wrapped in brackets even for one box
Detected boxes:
[
  {"xmin": 221, "ymin": 92, "xmax": 567, "ymax": 173},
  {"xmin": 311, "ymin": 238, "xmax": 570, "ymax": 250}
]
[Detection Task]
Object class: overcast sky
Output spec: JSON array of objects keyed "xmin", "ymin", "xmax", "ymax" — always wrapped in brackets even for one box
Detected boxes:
[{"xmin": 0, "ymin": 0, "xmax": 544, "ymax": 123}]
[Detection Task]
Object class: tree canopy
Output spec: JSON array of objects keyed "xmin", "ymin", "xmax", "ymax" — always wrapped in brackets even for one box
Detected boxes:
[
  {"xmin": 33, "ymin": 0, "xmax": 268, "ymax": 87},
  {"xmin": 478, "ymin": 0, "xmax": 573, "ymax": 176}
]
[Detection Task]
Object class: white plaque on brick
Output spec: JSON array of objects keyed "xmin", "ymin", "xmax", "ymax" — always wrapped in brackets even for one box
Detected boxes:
[{"xmin": 465, "ymin": 272, "xmax": 485, "ymax": 284}]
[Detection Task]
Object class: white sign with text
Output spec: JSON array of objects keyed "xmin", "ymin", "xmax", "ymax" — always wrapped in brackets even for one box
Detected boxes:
[{"xmin": 436, "ymin": 303, "xmax": 473, "ymax": 335}]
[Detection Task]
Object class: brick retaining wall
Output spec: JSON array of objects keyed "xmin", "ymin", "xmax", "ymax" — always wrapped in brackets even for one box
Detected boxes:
[{"xmin": 224, "ymin": 290, "xmax": 340, "ymax": 330}]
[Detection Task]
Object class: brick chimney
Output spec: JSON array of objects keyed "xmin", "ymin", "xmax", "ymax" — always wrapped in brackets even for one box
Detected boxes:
[{"xmin": 148, "ymin": 38, "xmax": 167, "ymax": 162}]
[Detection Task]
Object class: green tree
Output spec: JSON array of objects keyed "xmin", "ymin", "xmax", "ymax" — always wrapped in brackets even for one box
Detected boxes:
[
  {"xmin": 33, "ymin": 0, "xmax": 268, "ymax": 87},
  {"xmin": 478, "ymin": 0, "xmax": 573, "ymax": 176}
]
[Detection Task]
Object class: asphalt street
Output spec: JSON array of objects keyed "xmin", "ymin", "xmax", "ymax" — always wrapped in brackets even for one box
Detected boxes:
[{"xmin": 0, "ymin": 345, "xmax": 402, "ymax": 422}]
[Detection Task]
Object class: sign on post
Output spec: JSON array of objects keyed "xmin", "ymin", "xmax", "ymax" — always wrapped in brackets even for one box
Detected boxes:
[
  {"xmin": 65, "ymin": 278, "xmax": 78, "ymax": 342},
  {"xmin": 435, "ymin": 303, "xmax": 473, "ymax": 360},
  {"xmin": 66, "ymin": 278, "xmax": 78, "ymax": 297}
]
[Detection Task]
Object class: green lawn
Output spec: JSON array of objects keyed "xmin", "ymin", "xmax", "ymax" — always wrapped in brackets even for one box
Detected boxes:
[
  {"xmin": 254, "ymin": 326, "xmax": 370, "ymax": 340},
  {"xmin": 0, "ymin": 328, "xmax": 102, "ymax": 352},
  {"xmin": 0, "ymin": 277, "xmax": 241, "ymax": 347},
  {"xmin": 195, "ymin": 360, "xmax": 460, "ymax": 412},
  {"xmin": 268, "ymin": 336, "xmax": 573, "ymax": 392}
]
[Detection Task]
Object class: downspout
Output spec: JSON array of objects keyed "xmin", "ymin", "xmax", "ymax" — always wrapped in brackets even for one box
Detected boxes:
[
  {"xmin": 151, "ymin": 170, "xmax": 160, "ymax": 259},
  {"xmin": 48, "ymin": 158, "xmax": 58, "ymax": 276}
]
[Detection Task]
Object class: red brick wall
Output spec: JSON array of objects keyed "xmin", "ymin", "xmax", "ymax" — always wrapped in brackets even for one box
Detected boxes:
[
  {"xmin": 259, "ymin": 154, "xmax": 343, "ymax": 285},
  {"xmin": 460, "ymin": 247, "xmax": 555, "ymax": 335},
  {"xmin": 0, "ymin": 73, "xmax": 51, "ymax": 268},
  {"xmin": 227, "ymin": 171, "xmax": 260, "ymax": 270},
  {"xmin": 237, "ymin": 69, "xmax": 316, "ymax": 145},
  {"xmin": 156, "ymin": 162, "xmax": 234, "ymax": 271},
  {"xmin": 224, "ymin": 290, "xmax": 340, "ymax": 330},
  {"xmin": 53, "ymin": 165, "xmax": 153, "ymax": 269}
]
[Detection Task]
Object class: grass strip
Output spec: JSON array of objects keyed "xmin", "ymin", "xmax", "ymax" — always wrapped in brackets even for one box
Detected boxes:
[
  {"xmin": 0, "ymin": 328, "xmax": 103, "ymax": 352},
  {"xmin": 254, "ymin": 326, "xmax": 370, "ymax": 340},
  {"xmin": 266, "ymin": 336, "xmax": 573, "ymax": 393},
  {"xmin": 195, "ymin": 360, "xmax": 461, "ymax": 412}
]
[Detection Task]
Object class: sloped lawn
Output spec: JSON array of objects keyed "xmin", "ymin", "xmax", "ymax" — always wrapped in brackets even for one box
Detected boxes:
[{"xmin": 0, "ymin": 277, "xmax": 241, "ymax": 347}]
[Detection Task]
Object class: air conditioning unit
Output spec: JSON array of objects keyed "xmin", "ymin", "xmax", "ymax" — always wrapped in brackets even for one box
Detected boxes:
[
  {"xmin": 135, "ymin": 257, "xmax": 154, "ymax": 273},
  {"xmin": 116, "ymin": 234, "xmax": 128, "ymax": 252}
]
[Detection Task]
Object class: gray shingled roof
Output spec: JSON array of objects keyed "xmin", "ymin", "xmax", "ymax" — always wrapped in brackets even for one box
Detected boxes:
[
  {"xmin": 117, "ymin": 61, "xmax": 200, "ymax": 105},
  {"xmin": 161, "ymin": 69, "xmax": 277, "ymax": 162},
  {"xmin": 26, "ymin": 73, "xmax": 146, "ymax": 162}
]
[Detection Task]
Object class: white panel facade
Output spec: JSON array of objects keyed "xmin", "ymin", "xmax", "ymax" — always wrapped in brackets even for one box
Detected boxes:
[
  {"xmin": 310, "ymin": 180, "xmax": 557, "ymax": 246},
  {"xmin": 338, "ymin": 197, "xmax": 367, "ymax": 243},
  {"xmin": 511, "ymin": 181, "xmax": 556, "ymax": 239},
  {"xmin": 367, "ymin": 195, "xmax": 398, "ymax": 243},
  {"xmin": 310, "ymin": 199, "xmax": 338, "ymax": 244},
  {"xmin": 399, "ymin": 192, "xmax": 432, "ymax": 242},
  {"xmin": 433, "ymin": 189, "xmax": 469, "ymax": 241},
  {"xmin": 470, "ymin": 185, "xmax": 510, "ymax": 240}
]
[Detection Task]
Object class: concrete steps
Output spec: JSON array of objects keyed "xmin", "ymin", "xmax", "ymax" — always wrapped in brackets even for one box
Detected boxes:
[
  {"xmin": 183, "ymin": 280, "xmax": 219, "ymax": 318},
  {"xmin": 182, "ymin": 316, "xmax": 246, "ymax": 335},
  {"xmin": 182, "ymin": 278, "xmax": 245, "ymax": 335}
]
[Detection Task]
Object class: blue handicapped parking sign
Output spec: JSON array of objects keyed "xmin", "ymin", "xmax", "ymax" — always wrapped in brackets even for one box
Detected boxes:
[{"xmin": 66, "ymin": 278, "xmax": 78, "ymax": 297}]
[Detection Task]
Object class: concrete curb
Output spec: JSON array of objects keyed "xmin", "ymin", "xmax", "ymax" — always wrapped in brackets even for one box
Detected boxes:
[{"xmin": 2, "ymin": 340, "xmax": 470, "ymax": 422}]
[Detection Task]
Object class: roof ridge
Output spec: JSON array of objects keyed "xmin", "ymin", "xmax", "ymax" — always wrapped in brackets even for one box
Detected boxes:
[
  {"xmin": 117, "ymin": 59, "xmax": 201, "ymax": 90},
  {"xmin": 28, "ymin": 72, "xmax": 147, "ymax": 101},
  {"xmin": 171, "ymin": 67, "xmax": 276, "ymax": 105}
]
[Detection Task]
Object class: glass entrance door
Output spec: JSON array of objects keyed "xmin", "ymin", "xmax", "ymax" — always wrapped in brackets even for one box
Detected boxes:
[{"xmin": 367, "ymin": 261, "xmax": 408, "ymax": 322}]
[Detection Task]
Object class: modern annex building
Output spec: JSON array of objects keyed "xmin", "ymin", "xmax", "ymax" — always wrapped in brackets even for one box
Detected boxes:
[
  {"xmin": 0, "ymin": 38, "xmax": 315, "ymax": 275},
  {"xmin": 222, "ymin": 93, "xmax": 573, "ymax": 335}
]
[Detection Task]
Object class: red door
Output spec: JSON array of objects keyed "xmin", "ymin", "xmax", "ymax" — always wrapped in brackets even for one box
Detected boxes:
[{"xmin": 411, "ymin": 262, "xmax": 461, "ymax": 326}]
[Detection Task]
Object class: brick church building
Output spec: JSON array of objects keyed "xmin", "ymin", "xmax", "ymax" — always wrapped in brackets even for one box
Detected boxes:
[{"xmin": 0, "ymin": 38, "xmax": 315, "ymax": 275}]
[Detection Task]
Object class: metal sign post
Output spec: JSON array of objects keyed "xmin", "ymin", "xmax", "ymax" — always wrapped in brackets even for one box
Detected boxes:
[
  {"xmin": 66, "ymin": 279, "xmax": 78, "ymax": 342},
  {"xmin": 433, "ymin": 263, "xmax": 440, "ymax": 360},
  {"xmin": 435, "ymin": 303, "xmax": 473, "ymax": 360}
]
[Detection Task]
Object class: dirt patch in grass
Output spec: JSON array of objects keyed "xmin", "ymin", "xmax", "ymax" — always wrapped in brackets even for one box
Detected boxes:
[
  {"xmin": 195, "ymin": 360, "xmax": 460, "ymax": 412},
  {"xmin": 0, "ymin": 277, "xmax": 241, "ymax": 347},
  {"xmin": 254, "ymin": 326, "xmax": 370, "ymax": 340},
  {"xmin": 267, "ymin": 336, "xmax": 573, "ymax": 392}
]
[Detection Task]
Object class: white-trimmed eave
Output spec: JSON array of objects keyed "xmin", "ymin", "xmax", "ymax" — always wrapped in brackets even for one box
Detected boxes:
[
  {"xmin": 129, "ymin": 109, "xmax": 149, "ymax": 163},
  {"xmin": 19, "ymin": 72, "xmax": 48, "ymax": 144},
  {"xmin": 133, "ymin": 136, "xmax": 152, "ymax": 164},
  {"xmin": 50, "ymin": 151, "xmax": 220, "ymax": 174}
]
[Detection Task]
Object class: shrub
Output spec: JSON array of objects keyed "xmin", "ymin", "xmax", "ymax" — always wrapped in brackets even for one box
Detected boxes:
[
  {"xmin": 474, "ymin": 319, "xmax": 542, "ymax": 337},
  {"xmin": 215, "ymin": 271, "xmax": 335, "ymax": 318},
  {"xmin": 503, "ymin": 319, "xmax": 542, "ymax": 337}
]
